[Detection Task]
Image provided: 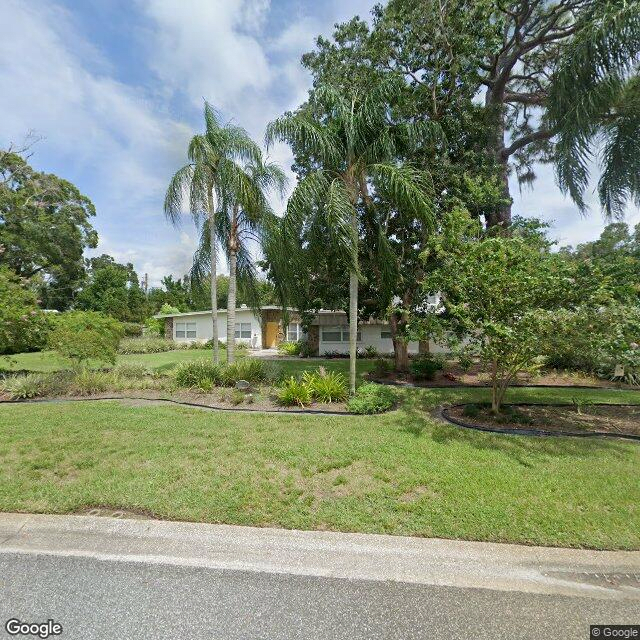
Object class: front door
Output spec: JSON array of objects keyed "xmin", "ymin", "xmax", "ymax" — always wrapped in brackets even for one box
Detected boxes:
[{"xmin": 265, "ymin": 322, "xmax": 279, "ymax": 348}]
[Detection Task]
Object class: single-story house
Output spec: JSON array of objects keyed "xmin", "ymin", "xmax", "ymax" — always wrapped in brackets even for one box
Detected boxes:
[{"xmin": 154, "ymin": 306, "xmax": 446, "ymax": 356}]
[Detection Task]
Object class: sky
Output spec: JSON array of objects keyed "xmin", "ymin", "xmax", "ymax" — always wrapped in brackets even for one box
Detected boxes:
[{"xmin": 1, "ymin": 0, "xmax": 639, "ymax": 287}]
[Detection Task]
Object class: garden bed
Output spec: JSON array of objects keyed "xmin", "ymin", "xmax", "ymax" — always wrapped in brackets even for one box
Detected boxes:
[
  {"xmin": 368, "ymin": 361, "xmax": 638, "ymax": 390},
  {"xmin": 443, "ymin": 403, "xmax": 640, "ymax": 440}
]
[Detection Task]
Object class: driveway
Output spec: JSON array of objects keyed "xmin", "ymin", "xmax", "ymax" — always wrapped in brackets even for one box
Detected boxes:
[{"xmin": 1, "ymin": 514, "xmax": 638, "ymax": 639}]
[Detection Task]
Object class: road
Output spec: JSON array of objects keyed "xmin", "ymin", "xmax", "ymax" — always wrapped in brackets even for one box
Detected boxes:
[{"xmin": 0, "ymin": 514, "xmax": 638, "ymax": 639}]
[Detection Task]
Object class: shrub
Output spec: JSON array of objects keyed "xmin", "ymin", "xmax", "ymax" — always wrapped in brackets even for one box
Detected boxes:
[
  {"xmin": 230, "ymin": 390, "xmax": 245, "ymax": 405},
  {"xmin": 364, "ymin": 345, "xmax": 378, "ymax": 359},
  {"xmin": 122, "ymin": 322, "xmax": 143, "ymax": 337},
  {"xmin": 200, "ymin": 339, "xmax": 227, "ymax": 350},
  {"xmin": 174, "ymin": 360, "xmax": 221, "ymax": 390},
  {"xmin": 278, "ymin": 341, "xmax": 302, "ymax": 356},
  {"xmin": 118, "ymin": 337, "xmax": 179, "ymax": 354},
  {"xmin": 462, "ymin": 403, "xmax": 480, "ymax": 418},
  {"xmin": 276, "ymin": 377, "xmax": 312, "ymax": 407},
  {"xmin": 219, "ymin": 359, "xmax": 273, "ymax": 386},
  {"xmin": 457, "ymin": 352, "xmax": 474, "ymax": 373},
  {"xmin": 112, "ymin": 362, "xmax": 151, "ymax": 379},
  {"xmin": 0, "ymin": 373, "xmax": 49, "ymax": 399},
  {"xmin": 48, "ymin": 311, "xmax": 123, "ymax": 366},
  {"xmin": 144, "ymin": 316, "xmax": 163, "ymax": 336},
  {"xmin": 347, "ymin": 383, "xmax": 396, "ymax": 414},
  {"xmin": 410, "ymin": 354, "xmax": 445, "ymax": 380},
  {"xmin": 372, "ymin": 357, "xmax": 392, "ymax": 378},
  {"xmin": 0, "ymin": 267, "xmax": 51, "ymax": 355},
  {"xmin": 302, "ymin": 370, "xmax": 348, "ymax": 403},
  {"xmin": 68, "ymin": 369, "xmax": 118, "ymax": 396}
]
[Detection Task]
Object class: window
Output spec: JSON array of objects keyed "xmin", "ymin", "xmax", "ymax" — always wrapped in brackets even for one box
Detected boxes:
[
  {"xmin": 321, "ymin": 326, "xmax": 361, "ymax": 342},
  {"xmin": 175, "ymin": 322, "xmax": 196, "ymax": 339},
  {"xmin": 381, "ymin": 329, "xmax": 392, "ymax": 339},
  {"xmin": 235, "ymin": 322, "xmax": 251, "ymax": 339},
  {"xmin": 286, "ymin": 323, "xmax": 300, "ymax": 342}
]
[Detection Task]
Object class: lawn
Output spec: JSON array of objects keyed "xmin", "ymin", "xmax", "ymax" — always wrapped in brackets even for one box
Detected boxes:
[
  {"xmin": 0, "ymin": 350, "xmax": 375, "ymax": 378},
  {"xmin": 1, "ymin": 385, "xmax": 638, "ymax": 549}
]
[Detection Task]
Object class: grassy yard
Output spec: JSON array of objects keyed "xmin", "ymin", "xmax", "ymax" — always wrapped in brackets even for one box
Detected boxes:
[
  {"xmin": 1, "ymin": 350, "xmax": 375, "ymax": 378},
  {"xmin": 1, "ymin": 386, "xmax": 638, "ymax": 549}
]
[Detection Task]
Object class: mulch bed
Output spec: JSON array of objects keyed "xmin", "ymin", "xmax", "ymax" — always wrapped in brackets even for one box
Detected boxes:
[
  {"xmin": 368, "ymin": 362, "xmax": 638, "ymax": 389},
  {"xmin": 443, "ymin": 403, "xmax": 640, "ymax": 440}
]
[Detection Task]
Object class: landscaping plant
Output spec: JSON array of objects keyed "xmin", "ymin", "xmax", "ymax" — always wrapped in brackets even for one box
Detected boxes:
[
  {"xmin": 302, "ymin": 370, "xmax": 348, "ymax": 403},
  {"xmin": 410, "ymin": 354, "xmax": 445, "ymax": 381},
  {"xmin": 276, "ymin": 376, "xmax": 312, "ymax": 407},
  {"xmin": 346, "ymin": 383, "xmax": 396, "ymax": 414}
]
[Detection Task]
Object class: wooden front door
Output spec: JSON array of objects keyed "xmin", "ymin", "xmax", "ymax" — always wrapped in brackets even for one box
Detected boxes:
[{"xmin": 265, "ymin": 322, "xmax": 280, "ymax": 348}]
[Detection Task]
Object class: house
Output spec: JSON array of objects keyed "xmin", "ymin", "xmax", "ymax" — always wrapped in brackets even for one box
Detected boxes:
[{"xmin": 155, "ymin": 306, "xmax": 446, "ymax": 356}]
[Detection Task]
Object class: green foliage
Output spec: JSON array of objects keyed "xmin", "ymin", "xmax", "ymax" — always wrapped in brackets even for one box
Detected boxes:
[
  {"xmin": 0, "ymin": 150, "xmax": 98, "ymax": 310},
  {"xmin": 48, "ymin": 311, "xmax": 123, "ymax": 366},
  {"xmin": 420, "ymin": 211, "xmax": 611, "ymax": 411},
  {"xmin": 112, "ymin": 362, "xmax": 152, "ymax": 380},
  {"xmin": 462, "ymin": 404, "xmax": 480, "ymax": 418},
  {"xmin": 275, "ymin": 376, "xmax": 312, "ymax": 407},
  {"xmin": 301, "ymin": 370, "xmax": 348, "ymax": 403},
  {"xmin": 174, "ymin": 360, "xmax": 221, "ymax": 390},
  {"xmin": 144, "ymin": 316, "xmax": 163, "ymax": 336},
  {"xmin": 346, "ymin": 383, "xmax": 396, "ymax": 414},
  {"xmin": 0, "ymin": 373, "xmax": 49, "ymax": 399},
  {"xmin": 118, "ymin": 337, "xmax": 182, "ymax": 355},
  {"xmin": 230, "ymin": 390, "xmax": 245, "ymax": 406},
  {"xmin": 410, "ymin": 354, "xmax": 444, "ymax": 381},
  {"xmin": 364, "ymin": 346, "xmax": 378, "ymax": 359},
  {"xmin": 69, "ymin": 369, "xmax": 118, "ymax": 396},
  {"xmin": 159, "ymin": 303, "xmax": 181, "ymax": 316},
  {"xmin": 122, "ymin": 322, "xmax": 143, "ymax": 337},
  {"xmin": 0, "ymin": 267, "xmax": 50, "ymax": 355},
  {"xmin": 278, "ymin": 341, "xmax": 302, "ymax": 356},
  {"xmin": 372, "ymin": 357, "xmax": 392, "ymax": 377},
  {"xmin": 76, "ymin": 254, "xmax": 147, "ymax": 323}
]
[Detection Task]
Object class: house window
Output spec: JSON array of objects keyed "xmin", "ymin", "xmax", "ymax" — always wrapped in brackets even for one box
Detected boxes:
[
  {"xmin": 287, "ymin": 323, "xmax": 300, "ymax": 342},
  {"xmin": 176, "ymin": 322, "xmax": 196, "ymax": 339},
  {"xmin": 321, "ymin": 326, "xmax": 361, "ymax": 342},
  {"xmin": 235, "ymin": 322, "xmax": 251, "ymax": 339},
  {"xmin": 381, "ymin": 329, "xmax": 392, "ymax": 339}
]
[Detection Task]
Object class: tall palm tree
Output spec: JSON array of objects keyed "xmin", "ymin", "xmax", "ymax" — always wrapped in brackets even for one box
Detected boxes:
[
  {"xmin": 164, "ymin": 102, "xmax": 261, "ymax": 363},
  {"xmin": 192, "ymin": 157, "xmax": 287, "ymax": 363},
  {"xmin": 266, "ymin": 81, "xmax": 436, "ymax": 393}
]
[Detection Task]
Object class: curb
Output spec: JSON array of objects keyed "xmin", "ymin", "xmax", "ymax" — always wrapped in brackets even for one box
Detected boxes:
[{"xmin": 439, "ymin": 403, "xmax": 640, "ymax": 441}]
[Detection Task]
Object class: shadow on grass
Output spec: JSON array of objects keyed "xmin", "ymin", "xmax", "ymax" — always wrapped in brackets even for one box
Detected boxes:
[{"xmin": 395, "ymin": 390, "xmax": 634, "ymax": 468}]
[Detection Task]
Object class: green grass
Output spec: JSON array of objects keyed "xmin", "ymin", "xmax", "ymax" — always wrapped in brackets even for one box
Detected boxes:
[
  {"xmin": 1, "ymin": 385, "xmax": 638, "ymax": 549},
  {"xmin": 1, "ymin": 350, "xmax": 375, "ymax": 378}
]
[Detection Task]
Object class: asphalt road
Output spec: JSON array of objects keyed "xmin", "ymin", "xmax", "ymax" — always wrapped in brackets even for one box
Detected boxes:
[{"xmin": 1, "ymin": 551, "xmax": 638, "ymax": 640}]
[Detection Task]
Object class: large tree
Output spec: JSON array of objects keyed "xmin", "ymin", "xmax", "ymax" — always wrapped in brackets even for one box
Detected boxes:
[
  {"xmin": 165, "ymin": 102, "xmax": 262, "ymax": 363},
  {"xmin": 0, "ymin": 150, "xmax": 97, "ymax": 308},
  {"xmin": 305, "ymin": 0, "xmax": 640, "ymax": 226},
  {"xmin": 266, "ymin": 81, "xmax": 436, "ymax": 390}
]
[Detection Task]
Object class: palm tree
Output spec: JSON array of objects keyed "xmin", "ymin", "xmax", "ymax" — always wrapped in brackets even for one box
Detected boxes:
[
  {"xmin": 192, "ymin": 157, "xmax": 287, "ymax": 363},
  {"xmin": 266, "ymin": 81, "xmax": 436, "ymax": 393},
  {"xmin": 164, "ymin": 102, "xmax": 261, "ymax": 363},
  {"xmin": 548, "ymin": 1, "xmax": 640, "ymax": 218}
]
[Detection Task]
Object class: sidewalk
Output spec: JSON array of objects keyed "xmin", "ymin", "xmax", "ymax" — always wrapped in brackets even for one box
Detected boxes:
[{"xmin": 1, "ymin": 513, "xmax": 638, "ymax": 600}]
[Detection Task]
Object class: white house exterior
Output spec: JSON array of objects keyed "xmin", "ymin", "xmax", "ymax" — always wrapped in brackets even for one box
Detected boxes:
[{"xmin": 155, "ymin": 306, "xmax": 446, "ymax": 355}]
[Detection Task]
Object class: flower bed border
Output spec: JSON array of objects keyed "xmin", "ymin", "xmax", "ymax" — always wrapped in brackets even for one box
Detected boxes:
[{"xmin": 440, "ymin": 403, "xmax": 640, "ymax": 441}]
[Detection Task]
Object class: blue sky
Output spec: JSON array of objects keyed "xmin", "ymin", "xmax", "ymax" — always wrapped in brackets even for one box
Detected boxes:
[{"xmin": 1, "ymin": 0, "xmax": 638, "ymax": 286}]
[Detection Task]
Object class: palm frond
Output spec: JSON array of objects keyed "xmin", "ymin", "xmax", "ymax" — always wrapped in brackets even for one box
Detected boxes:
[{"xmin": 164, "ymin": 164, "xmax": 195, "ymax": 227}]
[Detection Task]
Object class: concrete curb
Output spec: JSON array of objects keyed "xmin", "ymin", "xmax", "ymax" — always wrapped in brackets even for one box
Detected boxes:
[{"xmin": 0, "ymin": 513, "xmax": 638, "ymax": 601}]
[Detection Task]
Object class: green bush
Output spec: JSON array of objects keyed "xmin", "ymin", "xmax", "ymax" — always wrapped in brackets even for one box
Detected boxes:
[
  {"xmin": 219, "ymin": 359, "xmax": 275, "ymax": 386},
  {"xmin": 462, "ymin": 403, "xmax": 480, "ymax": 418},
  {"xmin": 48, "ymin": 311, "xmax": 124, "ymax": 366},
  {"xmin": 302, "ymin": 370, "xmax": 348, "ymax": 403},
  {"xmin": 112, "ymin": 362, "xmax": 151, "ymax": 379},
  {"xmin": 0, "ymin": 267, "xmax": 51, "ymax": 355},
  {"xmin": 0, "ymin": 373, "xmax": 49, "ymax": 399},
  {"xmin": 118, "ymin": 337, "xmax": 182, "ymax": 354},
  {"xmin": 410, "ymin": 354, "xmax": 445, "ymax": 380},
  {"xmin": 364, "ymin": 345, "xmax": 378, "ymax": 359},
  {"xmin": 276, "ymin": 377, "xmax": 311, "ymax": 407},
  {"xmin": 122, "ymin": 322, "xmax": 143, "ymax": 337},
  {"xmin": 347, "ymin": 383, "xmax": 396, "ymax": 414},
  {"xmin": 372, "ymin": 357, "xmax": 392, "ymax": 378},
  {"xmin": 278, "ymin": 341, "xmax": 302, "ymax": 356},
  {"xmin": 144, "ymin": 316, "xmax": 163, "ymax": 336},
  {"xmin": 69, "ymin": 369, "xmax": 118, "ymax": 396},
  {"xmin": 174, "ymin": 360, "xmax": 221, "ymax": 390}
]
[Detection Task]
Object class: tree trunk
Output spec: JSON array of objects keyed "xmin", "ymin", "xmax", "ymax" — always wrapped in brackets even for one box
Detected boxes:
[
  {"xmin": 389, "ymin": 312, "xmax": 410, "ymax": 372},
  {"xmin": 348, "ymin": 209, "xmax": 358, "ymax": 396},
  {"xmin": 208, "ymin": 188, "xmax": 219, "ymax": 364},
  {"xmin": 227, "ymin": 249, "xmax": 237, "ymax": 364},
  {"xmin": 418, "ymin": 340, "xmax": 430, "ymax": 355},
  {"xmin": 226, "ymin": 206, "xmax": 238, "ymax": 364},
  {"xmin": 485, "ymin": 87, "xmax": 512, "ymax": 229}
]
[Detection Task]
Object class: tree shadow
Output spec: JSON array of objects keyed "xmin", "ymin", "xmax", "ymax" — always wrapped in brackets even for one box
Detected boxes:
[{"xmin": 395, "ymin": 393, "xmax": 635, "ymax": 468}]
